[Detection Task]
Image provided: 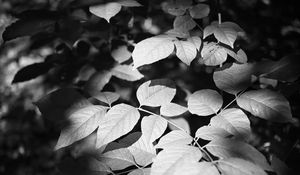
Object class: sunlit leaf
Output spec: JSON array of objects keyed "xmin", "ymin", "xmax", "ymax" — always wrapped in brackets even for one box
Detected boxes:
[
  {"xmin": 213, "ymin": 63, "xmax": 254, "ymax": 94},
  {"xmin": 141, "ymin": 115, "xmax": 168, "ymax": 143},
  {"xmin": 160, "ymin": 103, "xmax": 187, "ymax": 117},
  {"xmin": 151, "ymin": 145, "xmax": 202, "ymax": 175},
  {"xmin": 188, "ymin": 89, "xmax": 223, "ymax": 116},
  {"xmin": 128, "ymin": 168, "xmax": 151, "ymax": 175},
  {"xmin": 195, "ymin": 126, "xmax": 231, "ymax": 140},
  {"xmin": 89, "ymin": 2, "xmax": 122, "ymax": 22},
  {"xmin": 168, "ymin": 117, "xmax": 191, "ymax": 134},
  {"xmin": 136, "ymin": 79, "xmax": 176, "ymax": 107},
  {"xmin": 206, "ymin": 138, "xmax": 272, "ymax": 171},
  {"xmin": 93, "ymin": 92, "xmax": 120, "ymax": 106},
  {"xmin": 237, "ymin": 89, "xmax": 293, "ymax": 122},
  {"xmin": 132, "ymin": 35, "xmax": 175, "ymax": 68},
  {"xmin": 189, "ymin": 4, "xmax": 210, "ymax": 19},
  {"xmin": 111, "ymin": 64, "xmax": 144, "ymax": 81},
  {"xmin": 187, "ymin": 36, "xmax": 202, "ymax": 51},
  {"xmin": 96, "ymin": 103, "xmax": 140, "ymax": 148},
  {"xmin": 218, "ymin": 158, "xmax": 267, "ymax": 175},
  {"xmin": 155, "ymin": 130, "xmax": 193, "ymax": 149},
  {"xmin": 111, "ymin": 45, "xmax": 132, "ymax": 63},
  {"xmin": 197, "ymin": 161, "xmax": 220, "ymax": 175},
  {"xmin": 201, "ymin": 42, "xmax": 228, "ymax": 66},
  {"xmin": 211, "ymin": 108, "xmax": 251, "ymax": 140},
  {"xmin": 174, "ymin": 40, "xmax": 197, "ymax": 65},
  {"xmin": 173, "ymin": 14, "xmax": 196, "ymax": 33},
  {"xmin": 55, "ymin": 105, "xmax": 107, "ymax": 150}
]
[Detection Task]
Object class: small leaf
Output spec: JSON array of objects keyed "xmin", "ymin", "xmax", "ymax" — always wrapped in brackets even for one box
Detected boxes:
[
  {"xmin": 141, "ymin": 115, "xmax": 168, "ymax": 143},
  {"xmin": 111, "ymin": 45, "xmax": 132, "ymax": 63},
  {"xmin": 118, "ymin": 0, "xmax": 142, "ymax": 7},
  {"xmin": 12, "ymin": 62, "xmax": 52, "ymax": 83},
  {"xmin": 189, "ymin": 4, "xmax": 210, "ymax": 19},
  {"xmin": 84, "ymin": 71, "xmax": 112, "ymax": 96},
  {"xmin": 197, "ymin": 162, "xmax": 220, "ymax": 175},
  {"xmin": 93, "ymin": 92, "xmax": 120, "ymax": 106},
  {"xmin": 165, "ymin": 29, "xmax": 190, "ymax": 38},
  {"xmin": 168, "ymin": 117, "xmax": 191, "ymax": 134},
  {"xmin": 128, "ymin": 168, "xmax": 151, "ymax": 175},
  {"xmin": 206, "ymin": 138, "xmax": 272, "ymax": 171},
  {"xmin": 155, "ymin": 130, "xmax": 193, "ymax": 149},
  {"xmin": 174, "ymin": 40, "xmax": 197, "ymax": 65},
  {"xmin": 201, "ymin": 42, "xmax": 228, "ymax": 66},
  {"xmin": 96, "ymin": 103, "xmax": 140, "ymax": 148},
  {"xmin": 237, "ymin": 89, "xmax": 293, "ymax": 122},
  {"xmin": 270, "ymin": 155, "xmax": 292, "ymax": 175},
  {"xmin": 132, "ymin": 35, "xmax": 175, "ymax": 68},
  {"xmin": 213, "ymin": 63, "xmax": 254, "ymax": 94},
  {"xmin": 187, "ymin": 36, "xmax": 202, "ymax": 51},
  {"xmin": 195, "ymin": 126, "xmax": 231, "ymax": 140},
  {"xmin": 236, "ymin": 49, "xmax": 247, "ymax": 63},
  {"xmin": 136, "ymin": 79, "xmax": 176, "ymax": 107},
  {"xmin": 55, "ymin": 105, "xmax": 107, "ymax": 150},
  {"xmin": 173, "ymin": 14, "xmax": 196, "ymax": 33},
  {"xmin": 162, "ymin": 2, "xmax": 186, "ymax": 16},
  {"xmin": 151, "ymin": 145, "xmax": 202, "ymax": 175},
  {"xmin": 211, "ymin": 108, "xmax": 251, "ymax": 140},
  {"xmin": 218, "ymin": 158, "xmax": 267, "ymax": 175},
  {"xmin": 89, "ymin": 2, "xmax": 122, "ymax": 22},
  {"xmin": 160, "ymin": 103, "xmax": 187, "ymax": 117},
  {"xmin": 111, "ymin": 64, "xmax": 144, "ymax": 81},
  {"xmin": 188, "ymin": 89, "xmax": 223, "ymax": 116}
]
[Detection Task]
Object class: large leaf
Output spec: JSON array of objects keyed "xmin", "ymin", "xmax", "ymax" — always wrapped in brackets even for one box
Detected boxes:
[
  {"xmin": 89, "ymin": 2, "xmax": 122, "ymax": 22},
  {"xmin": 213, "ymin": 63, "xmax": 254, "ymax": 95},
  {"xmin": 132, "ymin": 35, "xmax": 175, "ymax": 68},
  {"xmin": 195, "ymin": 126, "xmax": 231, "ymax": 141},
  {"xmin": 210, "ymin": 108, "xmax": 251, "ymax": 140},
  {"xmin": 206, "ymin": 138, "xmax": 272, "ymax": 171},
  {"xmin": 197, "ymin": 162, "xmax": 220, "ymax": 175},
  {"xmin": 160, "ymin": 103, "xmax": 187, "ymax": 117},
  {"xmin": 201, "ymin": 42, "xmax": 228, "ymax": 66},
  {"xmin": 174, "ymin": 40, "xmax": 197, "ymax": 65},
  {"xmin": 151, "ymin": 145, "xmax": 202, "ymax": 175},
  {"xmin": 218, "ymin": 158, "xmax": 267, "ymax": 175},
  {"xmin": 188, "ymin": 89, "xmax": 223, "ymax": 116},
  {"xmin": 111, "ymin": 64, "xmax": 144, "ymax": 81},
  {"xmin": 173, "ymin": 14, "xmax": 196, "ymax": 33},
  {"xmin": 12, "ymin": 62, "xmax": 53, "ymax": 83},
  {"xmin": 84, "ymin": 71, "xmax": 112, "ymax": 96},
  {"xmin": 188, "ymin": 4, "xmax": 210, "ymax": 19},
  {"xmin": 237, "ymin": 89, "xmax": 293, "ymax": 122},
  {"xmin": 155, "ymin": 130, "xmax": 193, "ymax": 149},
  {"xmin": 93, "ymin": 92, "xmax": 120, "ymax": 106},
  {"xmin": 136, "ymin": 79, "xmax": 176, "ymax": 107},
  {"xmin": 96, "ymin": 103, "xmax": 140, "ymax": 148},
  {"xmin": 55, "ymin": 105, "xmax": 107, "ymax": 150},
  {"xmin": 141, "ymin": 115, "xmax": 168, "ymax": 143}
]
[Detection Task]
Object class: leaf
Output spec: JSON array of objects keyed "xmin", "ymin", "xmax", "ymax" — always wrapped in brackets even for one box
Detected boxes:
[
  {"xmin": 128, "ymin": 168, "xmax": 151, "ymax": 175},
  {"xmin": 165, "ymin": 29, "xmax": 190, "ymax": 38},
  {"xmin": 98, "ymin": 148, "xmax": 136, "ymax": 171},
  {"xmin": 155, "ymin": 130, "xmax": 193, "ymax": 149},
  {"xmin": 187, "ymin": 36, "xmax": 202, "ymax": 51},
  {"xmin": 201, "ymin": 42, "xmax": 228, "ymax": 66},
  {"xmin": 55, "ymin": 105, "xmax": 107, "ymax": 150},
  {"xmin": 136, "ymin": 79, "xmax": 176, "ymax": 107},
  {"xmin": 203, "ymin": 22, "xmax": 239, "ymax": 48},
  {"xmin": 96, "ymin": 103, "xmax": 140, "ymax": 148},
  {"xmin": 160, "ymin": 103, "xmax": 187, "ymax": 117},
  {"xmin": 168, "ymin": 117, "xmax": 191, "ymax": 134},
  {"xmin": 205, "ymin": 138, "xmax": 272, "ymax": 171},
  {"xmin": 93, "ymin": 92, "xmax": 120, "ymax": 106},
  {"xmin": 270, "ymin": 155, "xmax": 292, "ymax": 175},
  {"xmin": 118, "ymin": 0, "xmax": 142, "ymax": 7},
  {"xmin": 174, "ymin": 40, "xmax": 197, "ymax": 65},
  {"xmin": 151, "ymin": 145, "xmax": 202, "ymax": 175},
  {"xmin": 141, "ymin": 115, "xmax": 168, "ymax": 143},
  {"xmin": 195, "ymin": 126, "xmax": 231, "ymax": 140},
  {"xmin": 128, "ymin": 134, "xmax": 156, "ymax": 166},
  {"xmin": 12, "ymin": 62, "xmax": 53, "ymax": 83},
  {"xmin": 188, "ymin": 89, "xmax": 223, "ymax": 116},
  {"xmin": 162, "ymin": 2, "xmax": 187, "ymax": 16},
  {"xmin": 197, "ymin": 161, "xmax": 220, "ymax": 175},
  {"xmin": 89, "ymin": 2, "xmax": 122, "ymax": 22},
  {"xmin": 213, "ymin": 63, "xmax": 254, "ymax": 95},
  {"xmin": 111, "ymin": 45, "xmax": 132, "ymax": 63},
  {"xmin": 211, "ymin": 108, "xmax": 251, "ymax": 140},
  {"xmin": 237, "ymin": 89, "xmax": 293, "ymax": 122},
  {"xmin": 84, "ymin": 71, "xmax": 112, "ymax": 96},
  {"xmin": 236, "ymin": 49, "xmax": 248, "ymax": 63},
  {"xmin": 132, "ymin": 35, "xmax": 175, "ymax": 68},
  {"xmin": 218, "ymin": 158, "xmax": 267, "ymax": 175},
  {"xmin": 189, "ymin": 4, "xmax": 210, "ymax": 19},
  {"xmin": 111, "ymin": 64, "xmax": 144, "ymax": 81},
  {"xmin": 173, "ymin": 14, "xmax": 196, "ymax": 33}
]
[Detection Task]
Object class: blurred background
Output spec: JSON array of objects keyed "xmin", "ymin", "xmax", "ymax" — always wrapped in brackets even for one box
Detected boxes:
[{"xmin": 0, "ymin": 0, "xmax": 300, "ymax": 174}]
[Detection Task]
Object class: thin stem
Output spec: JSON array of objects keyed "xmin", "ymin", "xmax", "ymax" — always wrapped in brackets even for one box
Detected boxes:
[
  {"xmin": 218, "ymin": 89, "xmax": 247, "ymax": 114},
  {"xmin": 138, "ymin": 107, "xmax": 188, "ymax": 133},
  {"xmin": 218, "ymin": 13, "xmax": 222, "ymax": 24},
  {"xmin": 194, "ymin": 140, "xmax": 214, "ymax": 162}
]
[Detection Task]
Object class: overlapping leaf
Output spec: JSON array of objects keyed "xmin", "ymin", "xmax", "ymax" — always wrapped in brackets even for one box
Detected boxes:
[
  {"xmin": 155, "ymin": 130, "xmax": 193, "ymax": 149},
  {"xmin": 93, "ymin": 92, "xmax": 120, "ymax": 106},
  {"xmin": 187, "ymin": 36, "xmax": 202, "ymax": 51},
  {"xmin": 96, "ymin": 104, "xmax": 140, "ymax": 148},
  {"xmin": 189, "ymin": 4, "xmax": 210, "ymax": 19},
  {"xmin": 160, "ymin": 103, "xmax": 187, "ymax": 117},
  {"xmin": 128, "ymin": 168, "xmax": 151, "ymax": 175},
  {"xmin": 141, "ymin": 115, "xmax": 168, "ymax": 143},
  {"xmin": 111, "ymin": 45, "xmax": 132, "ymax": 63},
  {"xmin": 188, "ymin": 89, "xmax": 223, "ymax": 116},
  {"xmin": 201, "ymin": 42, "xmax": 228, "ymax": 66},
  {"xmin": 174, "ymin": 40, "xmax": 197, "ymax": 65},
  {"xmin": 84, "ymin": 71, "xmax": 112, "ymax": 96},
  {"xmin": 197, "ymin": 162, "xmax": 220, "ymax": 175},
  {"xmin": 173, "ymin": 14, "xmax": 196, "ymax": 33},
  {"xmin": 237, "ymin": 89, "xmax": 293, "ymax": 122},
  {"xmin": 168, "ymin": 117, "xmax": 191, "ymax": 134},
  {"xmin": 195, "ymin": 126, "xmax": 231, "ymax": 141},
  {"xmin": 111, "ymin": 64, "xmax": 144, "ymax": 81}
]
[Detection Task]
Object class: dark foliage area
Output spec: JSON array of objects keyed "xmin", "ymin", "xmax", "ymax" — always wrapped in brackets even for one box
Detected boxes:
[{"xmin": 0, "ymin": 0, "xmax": 299, "ymax": 174}]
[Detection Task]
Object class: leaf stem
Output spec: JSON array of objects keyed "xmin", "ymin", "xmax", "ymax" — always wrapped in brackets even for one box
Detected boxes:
[
  {"xmin": 194, "ymin": 138, "xmax": 214, "ymax": 162},
  {"xmin": 218, "ymin": 13, "xmax": 222, "ymax": 25},
  {"xmin": 218, "ymin": 89, "xmax": 246, "ymax": 114}
]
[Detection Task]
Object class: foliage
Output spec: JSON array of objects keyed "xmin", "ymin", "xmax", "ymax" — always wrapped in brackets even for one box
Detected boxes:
[{"xmin": 1, "ymin": 0, "xmax": 300, "ymax": 175}]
